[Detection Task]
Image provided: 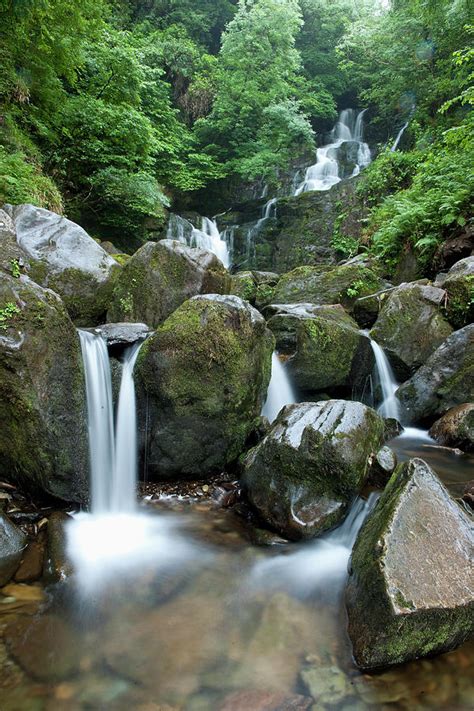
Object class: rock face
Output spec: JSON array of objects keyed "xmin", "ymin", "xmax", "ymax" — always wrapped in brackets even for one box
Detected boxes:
[
  {"xmin": 397, "ymin": 325, "xmax": 474, "ymax": 423},
  {"xmin": 0, "ymin": 513, "xmax": 27, "ymax": 586},
  {"xmin": 442, "ymin": 257, "xmax": 474, "ymax": 329},
  {"xmin": 4, "ymin": 204, "xmax": 119, "ymax": 326},
  {"xmin": 266, "ymin": 304, "xmax": 373, "ymax": 396},
  {"xmin": 429, "ymin": 404, "xmax": 474, "ymax": 452},
  {"xmin": 136, "ymin": 295, "xmax": 274, "ymax": 478},
  {"xmin": 271, "ymin": 260, "xmax": 384, "ymax": 309},
  {"xmin": 242, "ymin": 401, "xmax": 385, "ymax": 540},
  {"xmin": 89, "ymin": 322, "xmax": 152, "ymax": 349},
  {"xmin": 107, "ymin": 239, "xmax": 231, "ymax": 327},
  {"xmin": 346, "ymin": 458, "xmax": 474, "ymax": 670},
  {"xmin": 370, "ymin": 283, "xmax": 453, "ymax": 376},
  {"xmin": 0, "ymin": 272, "xmax": 88, "ymax": 501}
]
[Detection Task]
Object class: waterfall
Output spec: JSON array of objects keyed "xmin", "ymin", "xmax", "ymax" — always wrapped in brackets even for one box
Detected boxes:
[
  {"xmin": 262, "ymin": 352, "xmax": 296, "ymax": 423},
  {"xmin": 391, "ymin": 121, "xmax": 409, "ymax": 152},
  {"xmin": 166, "ymin": 213, "xmax": 230, "ymax": 268},
  {"xmin": 294, "ymin": 108, "xmax": 371, "ymax": 195},
  {"xmin": 243, "ymin": 197, "xmax": 278, "ymax": 267},
  {"xmin": 367, "ymin": 337, "xmax": 401, "ymax": 421},
  {"xmin": 78, "ymin": 330, "xmax": 143, "ymax": 513}
]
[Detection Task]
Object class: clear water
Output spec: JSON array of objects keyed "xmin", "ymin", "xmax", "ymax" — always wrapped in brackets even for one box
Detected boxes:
[{"xmin": 262, "ymin": 352, "xmax": 296, "ymax": 423}]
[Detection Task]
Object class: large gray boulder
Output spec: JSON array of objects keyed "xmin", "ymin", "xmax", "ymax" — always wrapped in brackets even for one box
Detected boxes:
[
  {"xmin": 4, "ymin": 204, "xmax": 120, "ymax": 326},
  {"xmin": 370, "ymin": 283, "xmax": 453, "ymax": 376},
  {"xmin": 267, "ymin": 304, "xmax": 373, "ymax": 396},
  {"xmin": 135, "ymin": 295, "xmax": 274, "ymax": 478},
  {"xmin": 0, "ymin": 271, "xmax": 88, "ymax": 501},
  {"xmin": 442, "ymin": 257, "xmax": 474, "ymax": 329},
  {"xmin": 242, "ymin": 401, "xmax": 385, "ymax": 540},
  {"xmin": 346, "ymin": 458, "xmax": 474, "ymax": 670},
  {"xmin": 0, "ymin": 512, "xmax": 27, "ymax": 586},
  {"xmin": 107, "ymin": 239, "xmax": 231, "ymax": 327},
  {"xmin": 397, "ymin": 325, "xmax": 474, "ymax": 423},
  {"xmin": 429, "ymin": 404, "xmax": 474, "ymax": 452}
]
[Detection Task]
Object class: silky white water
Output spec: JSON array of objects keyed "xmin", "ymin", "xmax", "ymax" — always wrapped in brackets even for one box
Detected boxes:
[
  {"xmin": 244, "ymin": 197, "xmax": 278, "ymax": 266},
  {"xmin": 262, "ymin": 352, "xmax": 297, "ymax": 423},
  {"xmin": 391, "ymin": 121, "xmax": 409, "ymax": 152},
  {"xmin": 294, "ymin": 108, "xmax": 371, "ymax": 195},
  {"xmin": 367, "ymin": 336, "xmax": 401, "ymax": 421},
  {"xmin": 166, "ymin": 213, "xmax": 231, "ymax": 268}
]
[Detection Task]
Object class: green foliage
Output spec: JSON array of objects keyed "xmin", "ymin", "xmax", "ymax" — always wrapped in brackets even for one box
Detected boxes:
[
  {"xmin": 10, "ymin": 259, "xmax": 20, "ymax": 278},
  {"xmin": 0, "ymin": 302, "xmax": 20, "ymax": 331},
  {"xmin": 0, "ymin": 147, "xmax": 63, "ymax": 212},
  {"xmin": 356, "ymin": 149, "xmax": 420, "ymax": 207}
]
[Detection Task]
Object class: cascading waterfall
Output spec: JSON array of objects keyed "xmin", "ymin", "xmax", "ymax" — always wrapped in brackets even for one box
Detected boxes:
[
  {"xmin": 366, "ymin": 335, "xmax": 401, "ymax": 421},
  {"xmin": 294, "ymin": 108, "xmax": 371, "ymax": 195},
  {"xmin": 244, "ymin": 197, "xmax": 278, "ymax": 266},
  {"xmin": 166, "ymin": 213, "xmax": 231, "ymax": 268},
  {"xmin": 262, "ymin": 352, "xmax": 296, "ymax": 423},
  {"xmin": 391, "ymin": 121, "xmax": 409, "ymax": 152}
]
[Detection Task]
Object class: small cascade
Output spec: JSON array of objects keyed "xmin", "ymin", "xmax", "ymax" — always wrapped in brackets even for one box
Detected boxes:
[
  {"xmin": 243, "ymin": 197, "xmax": 278, "ymax": 267},
  {"xmin": 294, "ymin": 108, "xmax": 371, "ymax": 195},
  {"xmin": 165, "ymin": 213, "xmax": 230, "ymax": 268},
  {"xmin": 367, "ymin": 336, "xmax": 401, "ymax": 421},
  {"xmin": 391, "ymin": 121, "xmax": 409, "ymax": 152},
  {"xmin": 166, "ymin": 213, "xmax": 192, "ymax": 244},
  {"xmin": 262, "ymin": 352, "xmax": 296, "ymax": 423}
]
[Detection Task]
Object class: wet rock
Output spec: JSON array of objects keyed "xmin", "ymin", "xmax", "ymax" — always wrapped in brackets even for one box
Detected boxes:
[
  {"xmin": 300, "ymin": 663, "xmax": 352, "ymax": 706},
  {"xmin": 218, "ymin": 690, "xmax": 313, "ymax": 711},
  {"xmin": 397, "ymin": 325, "xmax": 474, "ymax": 423},
  {"xmin": 136, "ymin": 295, "xmax": 274, "ymax": 479},
  {"xmin": 429, "ymin": 404, "xmax": 474, "ymax": 452},
  {"xmin": 90, "ymin": 322, "xmax": 152, "ymax": 348},
  {"xmin": 368, "ymin": 446, "xmax": 397, "ymax": 488},
  {"xmin": 46, "ymin": 511, "xmax": 73, "ymax": 582},
  {"xmin": 370, "ymin": 282, "xmax": 453, "ymax": 377},
  {"xmin": 462, "ymin": 480, "xmax": 474, "ymax": 509},
  {"xmin": 14, "ymin": 534, "xmax": 46, "ymax": 583},
  {"xmin": 4, "ymin": 614, "xmax": 80, "ymax": 681},
  {"xmin": 271, "ymin": 261, "xmax": 384, "ymax": 309},
  {"xmin": 0, "ymin": 209, "xmax": 30, "ymax": 276},
  {"xmin": 352, "ymin": 288, "xmax": 392, "ymax": 328},
  {"xmin": 4, "ymin": 203, "xmax": 120, "ymax": 326},
  {"xmin": 0, "ymin": 512, "xmax": 27, "ymax": 586},
  {"xmin": 230, "ymin": 271, "xmax": 257, "ymax": 303},
  {"xmin": 107, "ymin": 239, "xmax": 230, "ymax": 327},
  {"xmin": 443, "ymin": 257, "xmax": 474, "ymax": 328},
  {"xmin": 0, "ymin": 272, "xmax": 88, "ymax": 501},
  {"xmin": 346, "ymin": 458, "xmax": 474, "ymax": 670},
  {"xmin": 242, "ymin": 401, "xmax": 385, "ymax": 540}
]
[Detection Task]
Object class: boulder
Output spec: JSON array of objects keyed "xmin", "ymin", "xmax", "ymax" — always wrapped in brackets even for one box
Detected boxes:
[
  {"xmin": 266, "ymin": 304, "xmax": 373, "ymax": 396},
  {"xmin": 89, "ymin": 322, "xmax": 152, "ymax": 349},
  {"xmin": 368, "ymin": 446, "xmax": 398, "ymax": 488},
  {"xmin": 346, "ymin": 458, "xmax": 474, "ymax": 670},
  {"xmin": 397, "ymin": 325, "xmax": 474, "ymax": 423},
  {"xmin": 442, "ymin": 257, "xmax": 474, "ymax": 329},
  {"xmin": 271, "ymin": 261, "xmax": 384, "ymax": 309},
  {"xmin": 0, "ymin": 209, "xmax": 29, "ymax": 276},
  {"xmin": 0, "ymin": 512, "xmax": 27, "ymax": 586},
  {"xmin": 107, "ymin": 239, "xmax": 231, "ymax": 327},
  {"xmin": 429, "ymin": 404, "xmax": 474, "ymax": 452},
  {"xmin": 370, "ymin": 283, "xmax": 453, "ymax": 377},
  {"xmin": 229, "ymin": 271, "xmax": 257, "ymax": 303},
  {"xmin": 241, "ymin": 401, "xmax": 385, "ymax": 540},
  {"xmin": 4, "ymin": 204, "xmax": 120, "ymax": 326},
  {"xmin": 0, "ymin": 272, "xmax": 88, "ymax": 501},
  {"xmin": 136, "ymin": 295, "xmax": 274, "ymax": 478}
]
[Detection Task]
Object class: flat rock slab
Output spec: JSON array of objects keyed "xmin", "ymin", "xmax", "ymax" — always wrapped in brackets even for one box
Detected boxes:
[
  {"xmin": 88, "ymin": 322, "xmax": 152, "ymax": 347},
  {"xmin": 346, "ymin": 458, "xmax": 474, "ymax": 670}
]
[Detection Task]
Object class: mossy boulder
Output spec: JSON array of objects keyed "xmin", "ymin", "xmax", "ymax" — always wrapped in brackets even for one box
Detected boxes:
[
  {"xmin": 4, "ymin": 204, "xmax": 120, "ymax": 326},
  {"xmin": 107, "ymin": 239, "xmax": 231, "ymax": 327},
  {"xmin": 229, "ymin": 271, "xmax": 257, "ymax": 303},
  {"xmin": 370, "ymin": 283, "xmax": 453, "ymax": 377},
  {"xmin": 0, "ymin": 272, "xmax": 88, "ymax": 501},
  {"xmin": 0, "ymin": 512, "xmax": 27, "ymax": 586},
  {"xmin": 346, "ymin": 458, "xmax": 474, "ymax": 670},
  {"xmin": 266, "ymin": 304, "xmax": 373, "ymax": 396},
  {"xmin": 442, "ymin": 257, "xmax": 474, "ymax": 329},
  {"xmin": 271, "ymin": 260, "xmax": 384, "ymax": 309},
  {"xmin": 397, "ymin": 325, "xmax": 474, "ymax": 424},
  {"xmin": 0, "ymin": 209, "xmax": 30, "ymax": 276},
  {"xmin": 135, "ymin": 294, "xmax": 274, "ymax": 478},
  {"xmin": 241, "ymin": 400, "xmax": 385, "ymax": 540},
  {"xmin": 429, "ymin": 404, "xmax": 474, "ymax": 452}
]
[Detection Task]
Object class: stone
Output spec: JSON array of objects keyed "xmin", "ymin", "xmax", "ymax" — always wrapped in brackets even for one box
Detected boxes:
[
  {"xmin": 242, "ymin": 401, "xmax": 385, "ymax": 540},
  {"xmin": 368, "ymin": 446, "xmax": 397, "ymax": 488},
  {"xmin": 0, "ymin": 512, "xmax": 27, "ymax": 586},
  {"xmin": 0, "ymin": 209, "xmax": 30, "ymax": 276},
  {"xmin": 136, "ymin": 295, "xmax": 274, "ymax": 478},
  {"xmin": 46, "ymin": 512, "xmax": 74, "ymax": 582},
  {"xmin": 229, "ymin": 271, "xmax": 257, "ymax": 303},
  {"xmin": 89, "ymin": 322, "xmax": 152, "ymax": 348},
  {"xmin": 271, "ymin": 261, "xmax": 384, "ymax": 309},
  {"xmin": 370, "ymin": 282, "xmax": 453, "ymax": 377},
  {"xmin": 300, "ymin": 664, "xmax": 352, "ymax": 706},
  {"xmin": 218, "ymin": 690, "xmax": 313, "ymax": 711},
  {"xmin": 442, "ymin": 256, "xmax": 474, "ymax": 329},
  {"xmin": 346, "ymin": 458, "xmax": 474, "ymax": 670},
  {"xmin": 107, "ymin": 239, "xmax": 231, "ymax": 327},
  {"xmin": 397, "ymin": 325, "xmax": 474, "ymax": 423},
  {"xmin": 4, "ymin": 203, "xmax": 120, "ymax": 326},
  {"xmin": 429, "ymin": 404, "xmax": 474, "ymax": 452},
  {"xmin": 0, "ymin": 272, "xmax": 89, "ymax": 501},
  {"xmin": 14, "ymin": 535, "xmax": 45, "ymax": 583}
]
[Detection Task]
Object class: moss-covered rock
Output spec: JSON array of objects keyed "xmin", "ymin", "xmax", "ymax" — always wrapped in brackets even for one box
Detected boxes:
[
  {"xmin": 442, "ymin": 257, "xmax": 474, "ymax": 329},
  {"xmin": 4, "ymin": 204, "xmax": 120, "ymax": 326},
  {"xmin": 266, "ymin": 304, "xmax": 373, "ymax": 396},
  {"xmin": 107, "ymin": 239, "xmax": 231, "ymax": 327},
  {"xmin": 0, "ymin": 272, "xmax": 88, "ymax": 501},
  {"xmin": 429, "ymin": 404, "xmax": 474, "ymax": 452},
  {"xmin": 346, "ymin": 458, "xmax": 474, "ymax": 670},
  {"xmin": 135, "ymin": 294, "xmax": 274, "ymax": 478},
  {"xmin": 0, "ymin": 512, "xmax": 27, "ymax": 586},
  {"xmin": 271, "ymin": 259, "xmax": 384, "ymax": 309},
  {"xmin": 229, "ymin": 271, "xmax": 257, "ymax": 303},
  {"xmin": 241, "ymin": 400, "xmax": 385, "ymax": 540},
  {"xmin": 370, "ymin": 283, "xmax": 453, "ymax": 377},
  {"xmin": 396, "ymin": 325, "xmax": 474, "ymax": 424}
]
